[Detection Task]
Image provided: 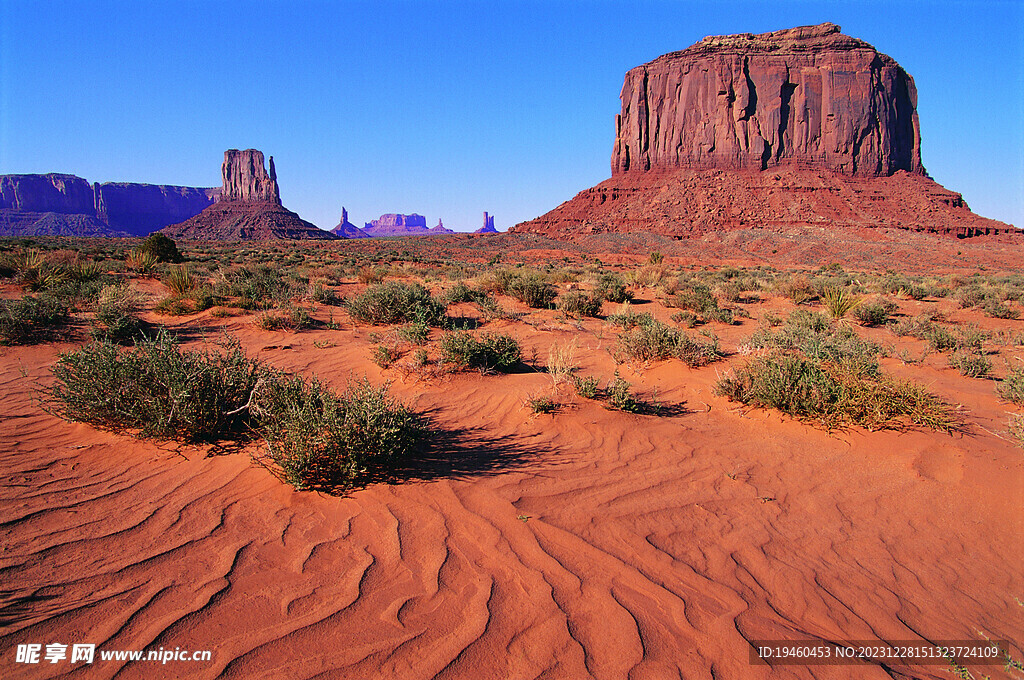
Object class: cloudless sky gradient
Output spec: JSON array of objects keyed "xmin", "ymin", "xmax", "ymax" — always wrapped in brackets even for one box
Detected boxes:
[{"xmin": 1, "ymin": 0, "xmax": 1021, "ymax": 232}]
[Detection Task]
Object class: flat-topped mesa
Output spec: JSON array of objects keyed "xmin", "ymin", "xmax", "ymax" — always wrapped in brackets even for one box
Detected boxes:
[
  {"xmin": 220, "ymin": 149, "xmax": 281, "ymax": 204},
  {"xmin": 612, "ymin": 23, "xmax": 923, "ymax": 177}
]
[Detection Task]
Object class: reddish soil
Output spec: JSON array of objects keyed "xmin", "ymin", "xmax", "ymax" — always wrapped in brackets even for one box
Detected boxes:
[{"xmin": 1, "ymin": 250, "xmax": 1021, "ymax": 678}]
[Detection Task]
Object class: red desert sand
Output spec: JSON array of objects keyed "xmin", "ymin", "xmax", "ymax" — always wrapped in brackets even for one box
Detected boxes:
[{"xmin": 0, "ymin": 235, "xmax": 1021, "ymax": 679}]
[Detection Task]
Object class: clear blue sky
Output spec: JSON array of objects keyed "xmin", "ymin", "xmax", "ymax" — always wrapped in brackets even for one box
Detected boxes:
[{"xmin": 1, "ymin": 1, "xmax": 1021, "ymax": 232}]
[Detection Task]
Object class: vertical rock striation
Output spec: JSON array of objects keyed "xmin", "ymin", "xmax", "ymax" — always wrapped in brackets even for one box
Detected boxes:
[
  {"xmin": 612, "ymin": 23, "xmax": 923, "ymax": 178},
  {"xmin": 163, "ymin": 150, "xmax": 334, "ymax": 240},
  {"xmin": 219, "ymin": 149, "xmax": 282, "ymax": 204}
]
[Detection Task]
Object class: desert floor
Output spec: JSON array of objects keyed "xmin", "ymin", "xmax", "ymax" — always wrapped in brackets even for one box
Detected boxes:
[{"xmin": 1, "ymin": 232, "xmax": 1022, "ymax": 679}]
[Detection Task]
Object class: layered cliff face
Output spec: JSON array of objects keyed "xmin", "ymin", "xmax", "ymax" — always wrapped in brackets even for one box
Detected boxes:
[
  {"xmin": 164, "ymin": 149, "xmax": 333, "ymax": 240},
  {"xmin": 513, "ymin": 23, "xmax": 1015, "ymax": 239},
  {"xmin": 0, "ymin": 173, "xmax": 216, "ymax": 237},
  {"xmin": 220, "ymin": 149, "xmax": 281, "ymax": 203},
  {"xmin": 95, "ymin": 184, "xmax": 218, "ymax": 236},
  {"xmin": 612, "ymin": 23, "xmax": 922, "ymax": 178}
]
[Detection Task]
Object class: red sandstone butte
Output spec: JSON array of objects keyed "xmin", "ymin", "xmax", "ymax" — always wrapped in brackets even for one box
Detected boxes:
[
  {"xmin": 513, "ymin": 23, "xmax": 1017, "ymax": 240},
  {"xmin": 164, "ymin": 149, "xmax": 334, "ymax": 240}
]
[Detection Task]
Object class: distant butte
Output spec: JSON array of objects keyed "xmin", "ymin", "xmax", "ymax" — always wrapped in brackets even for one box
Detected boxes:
[
  {"xmin": 330, "ymin": 207, "xmax": 369, "ymax": 238},
  {"xmin": 512, "ymin": 23, "xmax": 1017, "ymax": 239},
  {"xmin": 164, "ymin": 150, "xmax": 335, "ymax": 240}
]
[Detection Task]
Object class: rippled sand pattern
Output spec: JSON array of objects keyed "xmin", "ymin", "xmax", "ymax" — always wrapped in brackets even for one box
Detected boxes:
[{"xmin": 1, "ymin": 314, "xmax": 1021, "ymax": 679}]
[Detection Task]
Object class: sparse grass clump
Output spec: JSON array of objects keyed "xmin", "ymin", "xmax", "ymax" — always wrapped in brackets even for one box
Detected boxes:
[
  {"xmin": 439, "ymin": 331, "xmax": 521, "ymax": 371},
  {"xmin": 948, "ymin": 350, "xmax": 992, "ymax": 378},
  {"xmin": 572, "ymin": 375, "xmax": 601, "ymax": 399},
  {"xmin": 164, "ymin": 265, "xmax": 200, "ymax": 296},
  {"xmin": 616, "ymin": 317, "xmax": 722, "ymax": 367},
  {"xmin": 371, "ymin": 344, "xmax": 401, "ymax": 368},
  {"xmin": 821, "ymin": 287, "xmax": 860, "ymax": 319},
  {"xmin": 344, "ymin": 281, "xmax": 447, "ymax": 326},
  {"xmin": 305, "ymin": 282, "xmax": 339, "ymax": 306},
  {"xmin": 606, "ymin": 373, "xmax": 641, "ymax": 412},
  {"xmin": 997, "ymin": 366, "xmax": 1024, "ymax": 404},
  {"xmin": 507, "ymin": 272, "xmax": 557, "ymax": 308},
  {"xmin": 442, "ymin": 281, "xmax": 489, "ymax": 304},
  {"xmin": 255, "ymin": 306, "xmax": 313, "ymax": 331},
  {"xmin": 748, "ymin": 310, "xmax": 881, "ymax": 372},
  {"xmin": 0, "ymin": 295, "xmax": 70, "ymax": 345},
  {"xmin": 527, "ymin": 395, "xmax": 558, "ymax": 414},
  {"xmin": 91, "ymin": 283, "xmax": 145, "ymax": 344},
  {"xmin": 716, "ymin": 354, "xmax": 958, "ymax": 432}
]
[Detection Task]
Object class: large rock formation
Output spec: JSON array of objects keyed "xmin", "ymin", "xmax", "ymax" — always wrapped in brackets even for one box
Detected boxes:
[
  {"xmin": 430, "ymin": 218, "xmax": 454, "ymax": 234},
  {"xmin": 220, "ymin": 149, "xmax": 281, "ymax": 203},
  {"xmin": 164, "ymin": 150, "xmax": 335, "ymax": 240},
  {"xmin": 474, "ymin": 211, "xmax": 498, "ymax": 234},
  {"xmin": 612, "ymin": 23, "xmax": 921, "ymax": 177},
  {"xmin": 363, "ymin": 213, "xmax": 428, "ymax": 236},
  {"xmin": 330, "ymin": 208, "xmax": 369, "ymax": 238},
  {"xmin": 0, "ymin": 173, "xmax": 216, "ymax": 237},
  {"xmin": 513, "ymin": 23, "xmax": 1016, "ymax": 239}
]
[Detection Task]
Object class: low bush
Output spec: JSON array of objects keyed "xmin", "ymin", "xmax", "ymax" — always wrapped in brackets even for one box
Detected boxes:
[
  {"xmin": 44, "ymin": 333, "xmax": 425, "ymax": 491},
  {"xmin": 371, "ymin": 344, "xmax": 400, "ymax": 368},
  {"xmin": 557, "ymin": 290, "xmax": 603, "ymax": 318},
  {"xmin": 527, "ymin": 395, "xmax": 558, "ymax": 414},
  {"xmin": 439, "ymin": 331, "xmax": 521, "ymax": 371},
  {"xmin": 91, "ymin": 283, "xmax": 145, "ymax": 344},
  {"xmin": 305, "ymin": 282, "xmax": 339, "ymax": 306},
  {"xmin": 507, "ymin": 273, "xmax": 557, "ymax": 308},
  {"xmin": 606, "ymin": 373, "xmax": 641, "ymax": 412},
  {"xmin": 443, "ymin": 281, "xmax": 489, "ymax": 304},
  {"xmin": 136, "ymin": 233, "xmax": 184, "ymax": 264},
  {"xmin": 0, "ymin": 295, "xmax": 70, "ymax": 345},
  {"xmin": 715, "ymin": 354, "xmax": 957, "ymax": 432},
  {"xmin": 344, "ymin": 281, "xmax": 447, "ymax": 326},
  {"xmin": 594, "ymin": 273, "xmax": 632, "ymax": 303},
  {"xmin": 948, "ymin": 351, "xmax": 991, "ymax": 378},
  {"xmin": 998, "ymin": 366, "xmax": 1024, "ymax": 405},
  {"xmin": 572, "ymin": 375, "xmax": 601, "ymax": 399},
  {"xmin": 217, "ymin": 265, "xmax": 296, "ymax": 309},
  {"xmin": 396, "ymin": 322, "xmax": 430, "ymax": 345},
  {"xmin": 606, "ymin": 305, "xmax": 655, "ymax": 329},
  {"xmin": 45, "ymin": 333, "xmax": 265, "ymax": 442},
  {"xmin": 854, "ymin": 299, "xmax": 894, "ymax": 327},
  {"xmin": 982, "ymin": 297, "xmax": 1019, "ymax": 319},
  {"xmin": 616, "ymin": 318, "xmax": 722, "ymax": 367}
]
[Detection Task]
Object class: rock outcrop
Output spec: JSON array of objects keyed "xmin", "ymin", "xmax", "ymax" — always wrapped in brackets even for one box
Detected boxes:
[
  {"xmin": 0, "ymin": 173, "xmax": 216, "ymax": 237},
  {"xmin": 474, "ymin": 211, "xmax": 498, "ymax": 234},
  {"xmin": 513, "ymin": 23, "xmax": 1016, "ymax": 239},
  {"xmin": 220, "ymin": 149, "xmax": 281, "ymax": 203},
  {"xmin": 330, "ymin": 208, "xmax": 369, "ymax": 238},
  {"xmin": 430, "ymin": 218, "xmax": 454, "ymax": 234},
  {"xmin": 612, "ymin": 23, "xmax": 921, "ymax": 177},
  {"xmin": 363, "ymin": 214, "xmax": 429, "ymax": 236},
  {"xmin": 163, "ymin": 150, "xmax": 334, "ymax": 240}
]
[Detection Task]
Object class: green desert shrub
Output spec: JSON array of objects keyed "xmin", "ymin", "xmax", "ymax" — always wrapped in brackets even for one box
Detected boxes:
[
  {"xmin": 854, "ymin": 299, "xmax": 895, "ymax": 327},
  {"xmin": 594, "ymin": 273, "xmax": 632, "ymax": 303},
  {"xmin": 439, "ymin": 331, "xmax": 521, "ymax": 371},
  {"xmin": 998, "ymin": 366, "xmax": 1024, "ymax": 405},
  {"xmin": 616, "ymin": 318, "xmax": 722, "ymax": 367},
  {"xmin": 306, "ymin": 282, "xmax": 339, "ymax": 306},
  {"xmin": 45, "ymin": 333, "xmax": 266, "ymax": 442},
  {"xmin": 396, "ymin": 322, "xmax": 429, "ymax": 345},
  {"xmin": 715, "ymin": 354, "xmax": 957, "ymax": 432},
  {"xmin": 606, "ymin": 305, "xmax": 655, "ymax": 330},
  {"xmin": 982, "ymin": 297, "xmax": 1019, "ymax": 319},
  {"xmin": 371, "ymin": 344, "xmax": 401, "ymax": 368},
  {"xmin": 748, "ymin": 311, "xmax": 880, "ymax": 373},
  {"xmin": 557, "ymin": 290, "xmax": 603, "ymax": 318},
  {"xmin": 91, "ymin": 283, "xmax": 145, "ymax": 344},
  {"xmin": 572, "ymin": 375, "xmax": 601, "ymax": 399},
  {"xmin": 821, "ymin": 287, "xmax": 861, "ymax": 320},
  {"xmin": 0, "ymin": 295, "xmax": 70, "ymax": 345},
  {"xmin": 948, "ymin": 350, "xmax": 992, "ymax": 378},
  {"xmin": 45, "ymin": 333, "xmax": 425, "ymax": 491},
  {"xmin": 136, "ymin": 233, "xmax": 184, "ymax": 264},
  {"xmin": 606, "ymin": 373, "xmax": 641, "ymax": 412},
  {"xmin": 442, "ymin": 281, "xmax": 489, "ymax": 304},
  {"xmin": 507, "ymin": 273, "xmax": 557, "ymax": 309},
  {"xmin": 344, "ymin": 281, "xmax": 447, "ymax": 326},
  {"xmin": 217, "ymin": 264, "xmax": 295, "ymax": 309}
]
